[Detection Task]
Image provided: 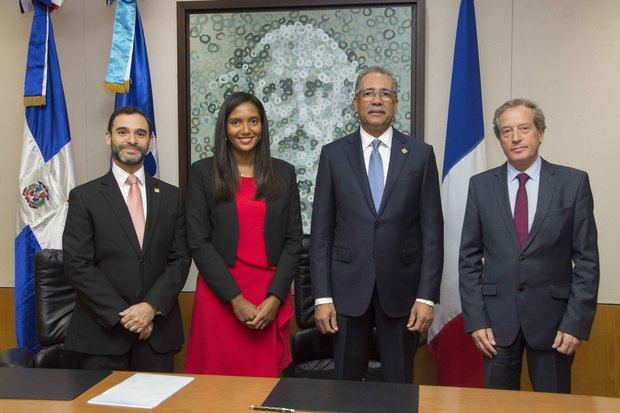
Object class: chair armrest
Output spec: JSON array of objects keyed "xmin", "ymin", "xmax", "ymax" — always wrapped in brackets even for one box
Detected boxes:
[{"xmin": 0, "ymin": 348, "xmax": 34, "ymax": 367}]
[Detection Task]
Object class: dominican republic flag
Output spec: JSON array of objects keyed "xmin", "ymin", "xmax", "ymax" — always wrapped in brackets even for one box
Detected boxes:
[
  {"xmin": 15, "ymin": 0, "xmax": 74, "ymax": 353},
  {"xmin": 18, "ymin": 0, "xmax": 63, "ymax": 14},
  {"xmin": 106, "ymin": 0, "xmax": 158, "ymax": 176},
  {"xmin": 427, "ymin": 0, "xmax": 487, "ymax": 387}
]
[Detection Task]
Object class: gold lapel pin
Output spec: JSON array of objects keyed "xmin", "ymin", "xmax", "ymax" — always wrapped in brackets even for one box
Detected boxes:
[
  {"xmin": 401, "ymin": 147, "xmax": 408, "ymax": 154},
  {"xmin": 154, "ymin": 187, "xmax": 160, "ymax": 193}
]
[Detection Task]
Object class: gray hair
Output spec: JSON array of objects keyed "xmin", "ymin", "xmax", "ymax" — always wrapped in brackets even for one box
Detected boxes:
[
  {"xmin": 493, "ymin": 98, "xmax": 546, "ymax": 138},
  {"xmin": 354, "ymin": 66, "xmax": 399, "ymax": 96}
]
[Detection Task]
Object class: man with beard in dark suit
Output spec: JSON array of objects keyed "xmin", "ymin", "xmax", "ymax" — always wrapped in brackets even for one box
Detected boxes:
[{"xmin": 63, "ymin": 106, "xmax": 190, "ymax": 372}]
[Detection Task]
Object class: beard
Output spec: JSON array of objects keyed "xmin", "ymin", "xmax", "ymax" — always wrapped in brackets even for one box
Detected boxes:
[{"xmin": 111, "ymin": 143, "xmax": 148, "ymax": 166}]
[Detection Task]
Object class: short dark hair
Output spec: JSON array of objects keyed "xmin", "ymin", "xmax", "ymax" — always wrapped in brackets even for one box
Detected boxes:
[
  {"xmin": 493, "ymin": 98, "xmax": 546, "ymax": 139},
  {"xmin": 107, "ymin": 106, "xmax": 154, "ymax": 137},
  {"xmin": 354, "ymin": 66, "xmax": 399, "ymax": 96}
]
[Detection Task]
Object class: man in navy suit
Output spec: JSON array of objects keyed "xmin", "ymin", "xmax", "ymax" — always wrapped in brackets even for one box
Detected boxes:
[
  {"xmin": 310, "ymin": 66, "xmax": 443, "ymax": 382},
  {"xmin": 459, "ymin": 98, "xmax": 599, "ymax": 392}
]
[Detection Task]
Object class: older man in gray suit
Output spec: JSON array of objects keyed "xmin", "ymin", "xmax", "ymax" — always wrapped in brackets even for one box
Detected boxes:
[{"xmin": 459, "ymin": 98, "xmax": 599, "ymax": 393}]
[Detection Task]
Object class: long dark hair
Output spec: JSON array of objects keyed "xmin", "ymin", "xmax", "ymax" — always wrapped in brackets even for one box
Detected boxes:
[{"xmin": 212, "ymin": 92, "xmax": 280, "ymax": 201}]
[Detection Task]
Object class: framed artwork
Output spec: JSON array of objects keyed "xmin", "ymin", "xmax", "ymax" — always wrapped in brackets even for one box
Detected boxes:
[{"xmin": 178, "ymin": 0, "xmax": 425, "ymax": 232}]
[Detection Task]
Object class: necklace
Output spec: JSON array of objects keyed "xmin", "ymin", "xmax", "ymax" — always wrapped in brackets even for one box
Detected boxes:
[{"xmin": 238, "ymin": 163, "xmax": 253, "ymax": 178}]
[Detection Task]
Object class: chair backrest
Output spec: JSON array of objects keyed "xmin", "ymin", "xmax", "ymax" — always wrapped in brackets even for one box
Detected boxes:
[
  {"xmin": 34, "ymin": 249, "xmax": 76, "ymax": 347},
  {"xmin": 293, "ymin": 235, "xmax": 315, "ymax": 329}
]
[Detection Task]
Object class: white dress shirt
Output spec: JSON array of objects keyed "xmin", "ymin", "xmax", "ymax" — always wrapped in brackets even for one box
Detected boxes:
[
  {"xmin": 507, "ymin": 156, "xmax": 541, "ymax": 231},
  {"xmin": 111, "ymin": 162, "xmax": 148, "ymax": 219},
  {"xmin": 315, "ymin": 127, "xmax": 434, "ymax": 308}
]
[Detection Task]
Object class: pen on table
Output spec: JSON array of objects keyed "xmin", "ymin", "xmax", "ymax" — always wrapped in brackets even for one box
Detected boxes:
[{"xmin": 250, "ymin": 405, "xmax": 295, "ymax": 413}]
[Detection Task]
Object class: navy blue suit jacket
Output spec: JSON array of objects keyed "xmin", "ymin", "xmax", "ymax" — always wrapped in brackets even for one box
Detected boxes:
[{"xmin": 310, "ymin": 128, "xmax": 443, "ymax": 318}]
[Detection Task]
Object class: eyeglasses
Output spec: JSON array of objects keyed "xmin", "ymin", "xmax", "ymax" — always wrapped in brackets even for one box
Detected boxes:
[{"xmin": 356, "ymin": 89, "xmax": 397, "ymax": 103}]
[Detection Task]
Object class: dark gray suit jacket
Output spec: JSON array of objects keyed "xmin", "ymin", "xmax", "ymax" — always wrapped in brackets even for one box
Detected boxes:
[
  {"xmin": 459, "ymin": 159, "xmax": 599, "ymax": 350},
  {"xmin": 63, "ymin": 171, "xmax": 191, "ymax": 355},
  {"xmin": 310, "ymin": 128, "xmax": 443, "ymax": 318}
]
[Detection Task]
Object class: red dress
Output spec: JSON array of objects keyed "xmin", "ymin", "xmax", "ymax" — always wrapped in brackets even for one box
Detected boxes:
[{"xmin": 184, "ymin": 177, "xmax": 292, "ymax": 377}]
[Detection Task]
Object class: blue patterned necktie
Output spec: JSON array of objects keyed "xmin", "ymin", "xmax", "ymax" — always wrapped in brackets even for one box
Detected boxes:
[{"xmin": 368, "ymin": 139, "xmax": 384, "ymax": 211}]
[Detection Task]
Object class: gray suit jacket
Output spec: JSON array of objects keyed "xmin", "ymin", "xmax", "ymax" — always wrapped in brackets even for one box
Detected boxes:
[{"xmin": 459, "ymin": 158, "xmax": 599, "ymax": 350}]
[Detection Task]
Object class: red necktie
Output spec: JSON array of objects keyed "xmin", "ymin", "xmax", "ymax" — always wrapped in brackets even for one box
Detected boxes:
[
  {"xmin": 126, "ymin": 174, "xmax": 145, "ymax": 248},
  {"xmin": 514, "ymin": 172, "xmax": 530, "ymax": 248}
]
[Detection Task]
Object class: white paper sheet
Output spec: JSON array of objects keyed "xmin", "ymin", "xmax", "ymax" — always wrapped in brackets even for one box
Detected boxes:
[{"xmin": 87, "ymin": 373, "xmax": 194, "ymax": 409}]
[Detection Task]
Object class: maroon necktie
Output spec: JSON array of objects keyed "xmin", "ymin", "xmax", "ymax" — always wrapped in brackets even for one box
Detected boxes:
[{"xmin": 514, "ymin": 172, "xmax": 530, "ymax": 248}]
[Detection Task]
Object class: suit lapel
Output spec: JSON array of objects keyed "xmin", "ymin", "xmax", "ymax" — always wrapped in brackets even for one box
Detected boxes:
[
  {"xmin": 344, "ymin": 131, "xmax": 376, "ymax": 214},
  {"xmin": 142, "ymin": 175, "xmax": 161, "ymax": 254},
  {"xmin": 99, "ymin": 171, "xmax": 142, "ymax": 255},
  {"xmin": 378, "ymin": 130, "xmax": 409, "ymax": 216},
  {"xmin": 494, "ymin": 164, "xmax": 521, "ymax": 250},
  {"xmin": 522, "ymin": 159, "xmax": 555, "ymax": 251}
]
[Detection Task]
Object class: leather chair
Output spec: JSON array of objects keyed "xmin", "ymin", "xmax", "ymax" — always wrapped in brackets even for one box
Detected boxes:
[
  {"xmin": 31, "ymin": 249, "xmax": 80, "ymax": 368},
  {"xmin": 286, "ymin": 235, "xmax": 382, "ymax": 380},
  {"xmin": 0, "ymin": 348, "xmax": 33, "ymax": 367},
  {"xmin": 0, "ymin": 249, "xmax": 77, "ymax": 368}
]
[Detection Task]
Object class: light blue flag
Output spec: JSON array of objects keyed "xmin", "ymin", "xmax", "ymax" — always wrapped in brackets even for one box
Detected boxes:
[
  {"xmin": 104, "ymin": 0, "xmax": 136, "ymax": 93},
  {"xmin": 113, "ymin": 6, "xmax": 158, "ymax": 176},
  {"xmin": 107, "ymin": 1, "xmax": 158, "ymax": 176}
]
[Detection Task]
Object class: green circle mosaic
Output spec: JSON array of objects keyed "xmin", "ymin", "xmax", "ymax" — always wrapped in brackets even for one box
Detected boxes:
[{"xmin": 189, "ymin": 7, "xmax": 413, "ymax": 232}]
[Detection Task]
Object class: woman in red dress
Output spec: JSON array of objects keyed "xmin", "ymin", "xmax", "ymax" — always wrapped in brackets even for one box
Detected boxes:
[{"xmin": 184, "ymin": 92, "xmax": 302, "ymax": 377}]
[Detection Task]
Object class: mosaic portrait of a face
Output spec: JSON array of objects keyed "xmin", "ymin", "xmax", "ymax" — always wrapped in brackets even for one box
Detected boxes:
[{"xmin": 187, "ymin": 5, "xmax": 418, "ymax": 231}]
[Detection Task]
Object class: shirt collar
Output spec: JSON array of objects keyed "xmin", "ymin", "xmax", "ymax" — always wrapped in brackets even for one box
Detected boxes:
[
  {"xmin": 507, "ymin": 156, "xmax": 542, "ymax": 182},
  {"xmin": 112, "ymin": 161, "xmax": 146, "ymax": 187},
  {"xmin": 360, "ymin": 126, "xmax": 393, "ymax": 150}
]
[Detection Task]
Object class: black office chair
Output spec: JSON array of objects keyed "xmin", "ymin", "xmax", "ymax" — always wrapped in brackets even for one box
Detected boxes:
[
  {"xmin": 31, "ymin": 249, "xmax": 80, "ymax": 368},
  {"xmin": 0, "ymin": 249, "xmax": 78, "ymax": 368},
  {"xmin": 0, "ymin": 348, "xmax": 33, "ymax": 367},
  {"xmin": 286, "ymin": 235, "xmax": 382, "ymax": 380}
]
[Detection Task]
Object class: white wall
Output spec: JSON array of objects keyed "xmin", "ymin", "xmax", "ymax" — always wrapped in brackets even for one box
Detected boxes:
[{"xmin": 1, "ymin": 0, "xmax": 618, "ymax": 303}]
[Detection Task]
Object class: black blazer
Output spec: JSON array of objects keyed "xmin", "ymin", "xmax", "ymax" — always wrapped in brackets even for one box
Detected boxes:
[
  {"xmin": 62, "ymin": 171, "xmax": 191, "ymax": 355},
  {"xmin": 310, "ymin": 128, "xmax": 444, "ymax": 318},
  {"xmin": 186, "ymin": 157, "xmax": 302, "ymax": 303},
  {"xmin": 459, "ymin": 159, "xmax": 599, "ymax": 350}
]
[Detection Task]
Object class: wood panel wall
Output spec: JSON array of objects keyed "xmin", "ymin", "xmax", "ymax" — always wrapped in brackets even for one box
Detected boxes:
[
  {"xmin": 0, "ymin": 288, "xmax": 17, "ymax": 350},
  {"xmin": 2, "ymin": 288, "xmax": 618, "ymax": 397}
]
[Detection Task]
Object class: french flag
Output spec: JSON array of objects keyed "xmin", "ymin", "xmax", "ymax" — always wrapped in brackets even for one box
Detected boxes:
[
  {"xmin": 15, "ymin": 0, "xmax": 74, "ymax": 353},
  {"xmin": 427, "ymin": 0, "xmax": 487, "ymax": 387}
]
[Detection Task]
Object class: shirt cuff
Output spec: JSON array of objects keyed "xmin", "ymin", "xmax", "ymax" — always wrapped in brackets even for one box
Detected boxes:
[
  {"xmin": 415, "ymin": 298, "xmax": 435, "ymax": 307},
  {"xmin": 315, "ymin": 297, "xmax": 433, "ymax": 307},
  {"xmin": 314, "ymin": 297, "xmax": 333, "ymax": 306}
]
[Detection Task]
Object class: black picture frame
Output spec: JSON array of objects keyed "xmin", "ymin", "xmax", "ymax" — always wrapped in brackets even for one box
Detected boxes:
[{"xmin": 177, "ymin": 0, "xmax": 425, "ymax": 195}]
